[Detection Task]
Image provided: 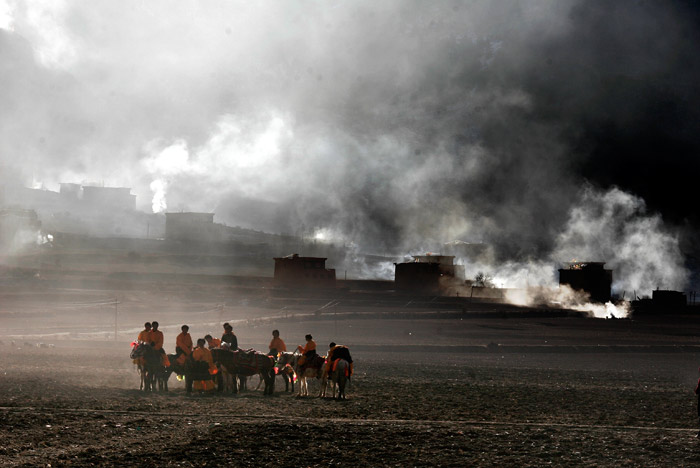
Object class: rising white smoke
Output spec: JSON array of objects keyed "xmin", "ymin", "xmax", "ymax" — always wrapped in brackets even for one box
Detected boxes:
[
  {"xmin": 460, "ymin": 187, "xmax": 687, "ymax": 318},
  {"xmin": 140, "ymin": 113, "xmax": 292, "ymax": 214},
  {"xmin": 552, "ymin": 187, "xmax": 688, "ymax": 295},
  {"xmin": 503, "ymin": 284, "xmax": 629, "ymax": 319},
  {"xmin": 149, "ymin": 179, "xmax": 168, "ymax": 213}
]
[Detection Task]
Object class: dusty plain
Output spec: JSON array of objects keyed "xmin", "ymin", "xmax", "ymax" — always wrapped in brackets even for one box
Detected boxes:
[{"xmin": 2, "ymin": 275, "xmax": 700, "ymax": 467}]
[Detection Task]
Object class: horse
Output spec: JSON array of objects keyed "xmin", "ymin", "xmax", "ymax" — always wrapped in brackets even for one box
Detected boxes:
[
  {"xmin": 210, "ymin": 348, "xmax": 275, "ymax": 395},
  {"xmin": 274, "ymin": 352, "xmax": 299, "ymax": 393},
  {"xmin": 130, "ymin": 342, "xmax": 168, "ymax": 392},
  {"xmin": 294, "ymin": 353, "xmax": 325, "ymax": 397},
  {"xmin": 321, "ymin": 359, "xmax": 350, "ymax": 400}
]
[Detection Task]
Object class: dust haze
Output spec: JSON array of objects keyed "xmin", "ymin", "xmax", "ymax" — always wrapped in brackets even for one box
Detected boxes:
[
  {"xmin": 3, "ymin": 3, "xmax": 700, "ymax": 465},
  {"xmin": 1, "ymin": 0, "xmax": 698, "ymax": 269}
]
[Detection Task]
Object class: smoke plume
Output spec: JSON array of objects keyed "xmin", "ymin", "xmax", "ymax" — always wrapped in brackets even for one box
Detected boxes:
[{"xmin": 1, "ymin": 1, "xmax": 698, "ymax": 290}]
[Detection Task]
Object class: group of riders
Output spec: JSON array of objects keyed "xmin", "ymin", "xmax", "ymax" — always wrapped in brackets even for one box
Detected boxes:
[{"xmin": 133, "ymin": 321, "xmax": 353, "ymax": 392}]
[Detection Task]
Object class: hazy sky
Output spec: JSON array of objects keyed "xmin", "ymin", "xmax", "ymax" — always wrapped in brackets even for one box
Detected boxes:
[{"xmin": 1, "ymin": 0, "xmax": 698, "ymax": 281}]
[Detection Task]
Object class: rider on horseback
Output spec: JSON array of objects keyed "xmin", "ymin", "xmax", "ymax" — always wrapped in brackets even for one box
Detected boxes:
[
  {"xmin": 296, "ymin": 334, "xmax": 318, "ymax": 374},
  {"xmin": 133, "ymin": 322, "xmax": 151, "ymax": 366},
  {"xmin": 205, "ymin": 334, "xmax": 222, "ymax": 349},
  {"xmin": 325, "ymin": 342, "xmax": 353, "ymax": 378},
  {"xmin": 221, "ymin": 323, "xmax": 238, "ymax": 349},
  {"xmin": 137, "ymin": 322, "xmax": 151, "ymax": 343},
  {"xmin": 175, "ymin": 325, "xmax": 193, "ymax": 366},
  {"xmin": 297, "ymin": 334, "xmax": 317, "ymax": 364},
  {"xmin": 268, "ymin": 329, "xmax": 286, "ymax": 358},
  {"xmin": 148, "ymin": 321, "xmax": 169, "ymax": 367}
]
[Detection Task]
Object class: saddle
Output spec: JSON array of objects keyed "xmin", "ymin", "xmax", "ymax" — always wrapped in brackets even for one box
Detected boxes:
[
  {"xmin": 333, "ymin": 347, "xmax": 352, "ymax": 363},
  {"xmin": 300, "ymin": 354, "xmax": 325, "ymax": 375},
  {"xmin": 235, "ymin": 350, "xmax": 269, "ymax": 372}
]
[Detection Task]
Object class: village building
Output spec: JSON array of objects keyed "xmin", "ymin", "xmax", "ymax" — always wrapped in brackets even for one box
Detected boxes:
[
  {"xmin": 273, "ymin": 253, "xmax": 336, "ymax": 288},
  {"xmin": 394, "ymin": 254, "xmax": 465, "ymax": 294},
  {"xmin": 558, "ymin": 262, "xmax": 613, "ymax": 303}
]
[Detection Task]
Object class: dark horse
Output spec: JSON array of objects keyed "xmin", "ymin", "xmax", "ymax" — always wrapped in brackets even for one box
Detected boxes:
[
  {"xmin": 211, "ymin": 349, "xmax": 275, "ymax": 395},
  {"xmin": 165, "ymin": 354, "xmax": 214, "ymax": 395},
  {"xmin": 130, "ymin": 343, "xmax": 169, "ymax": 392}
]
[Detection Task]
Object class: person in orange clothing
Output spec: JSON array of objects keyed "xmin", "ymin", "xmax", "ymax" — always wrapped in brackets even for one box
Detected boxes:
[
  {"xmin": 175, "ymin": 325, "xmax": 193, "ymax": 366},
  {"xmin": 133, "ymin": 322, "xmax": 152, "ymax": 366},
  {"xmin": 148, "ymin": 321, "xmax": 164, "ymax": 350},
  {"xmin": 296, "ymin": 334, "xmax": 316, "ymax": 366},
  {"xmin": 268, "ymin": 329, "xmax": 286, "ymax": 357},
  {"xmin": 137, "ymin": 322, "xmax": 151, "ymax": 343},
  {"xmin": 324, "ymin": 342, "xmax": 353, "ymax": 378},
  {"xmin": 192, "ymin": 338, "xmax": 217, "ymax": 392},
  {"xmin": 205, "ymin": 334, "xmax": 222, "ymax": 349},
  {"xmin": 148, "ymin": 321, "xmax": 168, "ymax": 367}
]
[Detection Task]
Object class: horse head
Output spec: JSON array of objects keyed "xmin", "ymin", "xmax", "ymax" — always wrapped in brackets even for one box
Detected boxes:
[{"xmin": 130, "ymin": 341, "xmax": 149, "ymax": 360}]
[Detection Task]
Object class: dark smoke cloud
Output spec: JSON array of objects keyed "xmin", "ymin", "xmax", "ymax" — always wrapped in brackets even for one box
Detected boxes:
[{"xmin": 1, "ymin": 1, "xmax": 698, "ymax": 284}]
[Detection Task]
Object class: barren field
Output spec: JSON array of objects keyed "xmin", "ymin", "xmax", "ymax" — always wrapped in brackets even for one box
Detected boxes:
[
  {"xmin": 3, "ymin": 331, "xmax": 700, "ymax": 466},
  {"xmin": 3, "ymin": 280, "xmax": 700, "ymax": 466}
]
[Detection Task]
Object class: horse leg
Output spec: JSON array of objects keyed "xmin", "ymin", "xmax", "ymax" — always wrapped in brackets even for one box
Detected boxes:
[
  {"xmin": 143, "ymin": 370, "xmax": 152, "ymax": 392},
  {"xmin": 138, "ymin": 365, "xmax": 145, "ymax": 390},
  {"xmin": 264, "ymin": 369, "xmax": 274, "ymax": 395},
  {"xmin": 185, "ymin": 374, "xmax": 193, "ymax": 395},
  {"xmin": 297, "ymin": 376, "xmax": 304, "ymax": 397},
  {"xmin": 232, "ymin": 375, "xmax": 239, "ymax": 394},
  {"xmin": 319, "ymin": 375, "xmax": 327, "ymax": 398},
  {"xmin": 337, "ymin": 375, "xmax": 346, "ymax": 400},
  {"xmin": 221, "ymin": 369, "xmax": 231, "ymax": 393}
]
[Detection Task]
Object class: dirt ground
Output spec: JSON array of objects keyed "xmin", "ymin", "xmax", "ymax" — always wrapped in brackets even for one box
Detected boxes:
[
  {"xmin": 2, "ymin": 337, "xmax": 700, "ymax": 466},
  {"xmin": 3, "ymin": 280, "xmax": 700, "ymax": 466}
]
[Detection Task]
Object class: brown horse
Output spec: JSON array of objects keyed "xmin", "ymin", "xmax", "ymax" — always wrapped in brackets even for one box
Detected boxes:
[
  {"xmin": 293, "ymin": 353, "xmax": 325, "ymax": 397},
  {"xmin": 210, "ymin": 349, "xmax": 275, "ymax": 395}
]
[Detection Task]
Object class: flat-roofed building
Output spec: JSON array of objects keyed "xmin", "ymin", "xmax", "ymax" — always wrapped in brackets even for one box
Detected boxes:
[
  {"xmin": 395, "ymin": 254, "xmax": 465, "ymax": 294},
  {"xmin": 273, "ymin": 253, "xmax": 336, "ymax": 288},
  {"xmin": 558, "ymin": 262, "xmax": 612, "ymax": 303}
]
